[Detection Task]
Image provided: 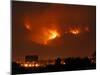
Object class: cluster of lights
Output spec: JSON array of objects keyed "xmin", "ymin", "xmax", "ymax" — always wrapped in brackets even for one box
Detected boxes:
[{"xmin": 21, "ymin": 63, "xmax": 40, "ymax": 68}]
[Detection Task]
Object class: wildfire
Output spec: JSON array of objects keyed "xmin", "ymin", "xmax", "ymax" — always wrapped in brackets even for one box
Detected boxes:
[
  {"xmin": 70, "ymin": 29, "xmax": 80, "ymax": 35},
  {"xmin": 43, "ymin": 29, "xmax": 60, "ymax": 44},
  {"xmin": 69, "ymin": 27, "xmax": 80, "ymax": 35},
  {"xmin": 48, "ymin": 30, "xmax": 60, "ymax": 40}
]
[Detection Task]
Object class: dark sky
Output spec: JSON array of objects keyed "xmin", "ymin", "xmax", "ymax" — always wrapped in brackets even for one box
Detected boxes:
[{"xmin": 12, "ymin": 1, "xmax": 96, "ymax": 61}]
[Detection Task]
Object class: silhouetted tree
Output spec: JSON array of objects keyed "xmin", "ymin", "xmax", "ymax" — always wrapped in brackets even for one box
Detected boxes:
[
  {"xmin": 55, "ymin": 57, "xmax": 61, "ymax": 65},
  {"xmin": 92, "ymin": 51, "xmax": 96, "ymax": 63}
]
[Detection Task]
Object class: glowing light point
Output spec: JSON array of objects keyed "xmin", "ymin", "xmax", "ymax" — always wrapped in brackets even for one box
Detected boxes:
[
  {"xmin": 25, "ymin": 24, "xmax": 31, "ymax": 30},
  {"xmin": 35, "ymin": 64, "xmax": 39, "ymax": 67},
  {"xmin": 28, "ymin": 64, "xmax": 32, "ymax": 67},
  {"xmin": 31, "ymin": 64, "xmax": 35, "ymax": 67},
  {"xmin": 24, "ymin": 63, "xmax": 28, "ymax": 67},
  {"xmin": 85, "ymin": 27, "xmax": 89, "ymax": 32}
]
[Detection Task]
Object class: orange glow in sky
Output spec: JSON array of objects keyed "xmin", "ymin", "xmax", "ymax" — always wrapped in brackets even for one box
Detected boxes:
[
  {"xmin": 30, "ymin": 27, "xmax": 60, "ymax": 45},
  {"xmin": 85, "ymin": 27, "xmax": 89, "ymax": 32}
]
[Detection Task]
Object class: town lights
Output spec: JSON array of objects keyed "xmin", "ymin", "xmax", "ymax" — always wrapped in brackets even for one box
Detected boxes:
[{"xmin": 21, "ymin": 63, "xmax": 40, "ymax": 68}]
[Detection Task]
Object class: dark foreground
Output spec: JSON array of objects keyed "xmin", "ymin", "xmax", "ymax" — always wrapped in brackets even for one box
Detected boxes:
[{"xmin": 12, "ymin": 57, "xmax": 96, "ymax": 75}]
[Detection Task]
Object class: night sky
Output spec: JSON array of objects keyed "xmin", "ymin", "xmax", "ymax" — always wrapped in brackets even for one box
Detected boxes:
[{"xmin": 12, "ymin": 1, "xmax": 96, "ymax": 62}]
